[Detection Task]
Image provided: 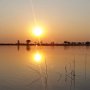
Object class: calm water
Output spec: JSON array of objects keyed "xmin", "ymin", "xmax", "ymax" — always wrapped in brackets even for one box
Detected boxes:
[{"xmin": 0, "ymin": 46, "xmax": 90, "ymax": 90}]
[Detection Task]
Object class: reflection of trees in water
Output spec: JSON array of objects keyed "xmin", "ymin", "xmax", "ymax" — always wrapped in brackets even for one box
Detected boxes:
[
  {"xmin": 17, "ymin": 45, "xmax": 31, "ymax": 51},
  {"xmin": 17, "ymin": 45, "xmax": 20, "ymax": 51},
  {"xmin": 16, "ymin": 46, "xmax": 88, "ymax": 90},
  {"xmin": 26, "ymin": 45, "xmax": 31, "ymax": 51}
]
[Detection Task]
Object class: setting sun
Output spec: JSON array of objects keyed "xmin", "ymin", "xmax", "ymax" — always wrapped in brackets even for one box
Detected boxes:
[{"xmin": 32, "ymin": 26, "xmax": 43, "ymax": 36}]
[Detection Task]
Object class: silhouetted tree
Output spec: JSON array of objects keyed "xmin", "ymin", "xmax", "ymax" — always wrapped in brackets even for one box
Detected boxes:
[
  {"xmin": 77, "ymin": 42, "xmax": 82, "ymax": 45},
  {"xmin": 17, "ymin": 40, "xmax": 20, "ymax": 45},
  {"xmin": 26, "ymin": 40, "xmax": 31, "ymax": 45},
  {"xmin": 64, "ymin": 41, "xmax": 70, "ymax": 45},
  {"xmin": 85, "ymin": 41, "xmax": 90, "ymax": 46},
  {"xmin": 71, "ymin": 42, "xmax": 76, "ymax": 45},
  {"xmin": 40, "ymin": 41, "xmax": 43, "ymax": 44},
  {"xmin": 51, "ymin": 42, "xmax": 55, "ymax": 45},
  {"xmin": 64, "ymin": 41, "xmax": 67, "ymax": 44}
]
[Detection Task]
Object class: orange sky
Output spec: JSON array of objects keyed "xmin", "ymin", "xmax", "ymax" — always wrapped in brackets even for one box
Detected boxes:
[{"xmin": 0, "ymin": 0, "xmax": 90, "ymax": 43}]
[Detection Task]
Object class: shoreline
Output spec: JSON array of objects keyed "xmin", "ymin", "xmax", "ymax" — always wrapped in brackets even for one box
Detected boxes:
[{"xmin": 0, "ymin": 44, "xmax": 90, "ymax": 46}]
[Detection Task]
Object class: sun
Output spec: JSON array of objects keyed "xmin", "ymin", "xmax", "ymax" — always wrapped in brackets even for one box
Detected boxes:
[{"xmin": 32, "ymin": 26, "xmax": 43, "ymax": 36}]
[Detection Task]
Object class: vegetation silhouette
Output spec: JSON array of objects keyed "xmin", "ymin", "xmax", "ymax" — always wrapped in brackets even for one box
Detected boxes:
[
  {"xmin": 0, "ymin": 40, "xmax": 90, "ymax": 46},
  {"xmin": 26, "ymin": 40, "xmax": 31, "ymax": 45}
]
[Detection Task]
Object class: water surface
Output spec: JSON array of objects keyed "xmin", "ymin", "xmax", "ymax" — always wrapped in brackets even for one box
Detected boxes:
[{"xmin": 0, "ymin": 46, "xmax": 90, "ymax": 90}]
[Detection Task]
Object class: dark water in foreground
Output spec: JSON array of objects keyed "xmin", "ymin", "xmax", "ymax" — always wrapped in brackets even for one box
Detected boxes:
[{"xmin": 0, "ymin": 46, "xmax": 90, "ymax": 90}]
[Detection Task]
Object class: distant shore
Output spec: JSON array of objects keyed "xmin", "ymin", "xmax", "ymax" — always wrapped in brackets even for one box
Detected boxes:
[
  {"xmin": 0, "ymin": 40, "xmax": 90, "ymax": 46},
  {"xmin": 0, "ymin": 43, "xmax": 90, "ymax": 46}
]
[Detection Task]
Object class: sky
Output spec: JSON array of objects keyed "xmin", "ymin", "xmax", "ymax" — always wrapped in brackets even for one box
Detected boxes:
[{"xmin": 0, "ymin": 0, "xmax": 90, "ymax": 43}]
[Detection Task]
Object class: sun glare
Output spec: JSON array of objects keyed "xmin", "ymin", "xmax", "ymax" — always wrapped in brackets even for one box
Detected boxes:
[
  {"xmin": 34, "ymin": 52, "xmax": 42, "ymax": 63},
  {"xmin": 32, "ymin": 26, "xmax": 43, "ymax": 36}
]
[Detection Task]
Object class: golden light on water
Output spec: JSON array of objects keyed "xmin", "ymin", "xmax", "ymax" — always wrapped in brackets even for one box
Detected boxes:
[{"xmin": 34, "ymin": 52, "xmax": 43, "ymax": 63}]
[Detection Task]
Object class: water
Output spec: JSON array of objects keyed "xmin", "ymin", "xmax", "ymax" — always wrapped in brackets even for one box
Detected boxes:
[{"xmin": 0, "ymin": 46, "xmax": 90, "ymax": 90}]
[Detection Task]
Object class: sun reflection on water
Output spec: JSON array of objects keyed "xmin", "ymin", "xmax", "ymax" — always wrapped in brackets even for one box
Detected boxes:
[{"xmin": 33, "ymin": 51, "xmax": 44, "ymax": 64}]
